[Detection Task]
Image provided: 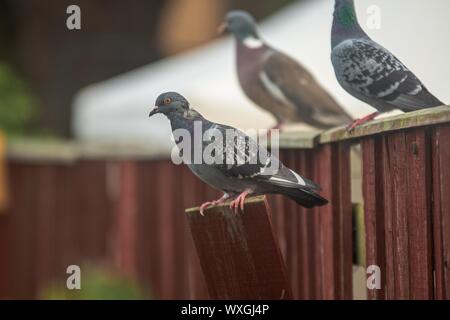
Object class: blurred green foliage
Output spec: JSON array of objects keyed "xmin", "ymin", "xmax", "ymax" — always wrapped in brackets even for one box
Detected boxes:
[
  {"xmin": 0, "ymin": 62, "xmax": 38, "ymax": 136},
  {"xmin": 42, "ymin": 265, "xmax": 148, "ymax": 300}
]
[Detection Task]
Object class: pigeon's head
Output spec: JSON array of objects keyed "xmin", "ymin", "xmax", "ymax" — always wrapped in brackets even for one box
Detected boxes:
[
  {"xmin": 219, "ymin": 10, "xmax": 259, "ymax": 41},
  {"xmin": 150, "ymin": 92, "xmax": 190, "ymax": 118}
]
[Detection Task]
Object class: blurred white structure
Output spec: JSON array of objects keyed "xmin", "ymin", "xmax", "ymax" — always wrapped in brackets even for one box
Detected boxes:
[{"xmin": 73, "ymin": 0, "xmax": 450, "ymax": 154}]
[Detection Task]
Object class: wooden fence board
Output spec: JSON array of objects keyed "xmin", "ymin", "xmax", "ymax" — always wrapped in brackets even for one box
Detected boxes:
[
  {"xmin": 404, "ymin": 130, "xmax": 433, "ymax": 299},
  {"xmin": 35, "ymin": 166, "xmax": 56, "ymax": 297},
  {"xmin": 338, "ymin": 143, "xmax": 353, "ymax": 300},
  {"xmin": 285, "ymin": 150, "xmax": 299, "ymax": 299},
  {"xmin": 10, "ymin": 164, "xmax": 39, "ymax": 299},
  {"xmin": 181, "ymin": 166, "xmax": 209, "ymax": 299},
  {"xmin": 387, "ymin": 133, "xmax": 411, "ymax": 299},
  {"xmin": 295, "ymin": 151, "xmax": 310, "ymax": 300},
  {"xmin": 157, "ymin": 161, "xmax": 176, "ymax": 299},
  {"xmin": 113, "ymin": 162, "xmax": 138, "ymax": 278},
  {"xmin": 381, "ymin": 136, "xmax": 396, "ymax": 300},
  {"xmin": 305, "ymin": 209, "xmax": 317, "ymax": 299},
  {"xmin": 362, "ymin": 137, "xmax": 386, "ymax": 300},
  {"xmin": 363, "ymin": 129, "xmax": 434, "ymax": 300},
  {"xmin": 136, "ymin": 161, "xmax": 163, "ymax": 298},
  {"xmin": 313, "ymin": 143, "xmax": 353, "ymax": 300},
  {"xmin": 316, "ymin": 145, "xmax": 334, "ymax": 299},
  {"xmin": 172, "ymin": 164, "xmax": 190, "ymax": 299},
  {"xmin": 432, "ymin": 124, "xmax": 450, "ymax": 299}
]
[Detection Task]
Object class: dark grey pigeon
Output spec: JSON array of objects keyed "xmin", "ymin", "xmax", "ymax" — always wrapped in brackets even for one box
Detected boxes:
[
  {"xmin": 331, "ymin": 0, "xmax": 444, "ymax": 130},
  {"xmin": 149, "ymin": 92, "xmax": 328, "ymax": 215},
  {"xmin": 220, "ymin": 10, "xmax": 353, "ymax": 130}
]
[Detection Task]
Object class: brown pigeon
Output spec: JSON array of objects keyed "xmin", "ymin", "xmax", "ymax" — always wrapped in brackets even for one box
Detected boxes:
[{"xmin": 220, "ymin": 10, "xmax": 353, "ymax": 130}]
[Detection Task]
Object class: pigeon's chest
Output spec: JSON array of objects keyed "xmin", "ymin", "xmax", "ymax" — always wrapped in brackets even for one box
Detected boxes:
[
  {"xmin": 332, "ymin": 41, "xmax": 369, "ymax": 83},
  {"xmin": 236, "ymin": 45, "xmax": 267, "ymax": 89},
  {"xmin": 332, "ymin": 39, "xmax": 405, "ymax": 89}
]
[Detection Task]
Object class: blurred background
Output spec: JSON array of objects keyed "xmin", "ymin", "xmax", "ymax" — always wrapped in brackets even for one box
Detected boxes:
[
  {"xmin": 0, "ymin": 0, "xmax": 293, "ymax": 138},
  {"xmin": 0, "ymin": 0, "xmax": 449, "ymax": 299}
]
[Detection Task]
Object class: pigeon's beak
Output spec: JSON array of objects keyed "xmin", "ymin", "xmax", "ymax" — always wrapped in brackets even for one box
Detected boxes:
[
  {"xmin": 149, "ymin": 107, "xmax": 160, "ymax": 117},
  {"xmin": 217, "ymin": 21, "xmax": 228, "ymax": 35}
]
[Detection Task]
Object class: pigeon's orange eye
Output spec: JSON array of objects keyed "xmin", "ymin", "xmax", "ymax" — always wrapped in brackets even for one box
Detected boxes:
[{"xmin": 164, "ymin": 98, "xmax": 172, "ymax": 105}]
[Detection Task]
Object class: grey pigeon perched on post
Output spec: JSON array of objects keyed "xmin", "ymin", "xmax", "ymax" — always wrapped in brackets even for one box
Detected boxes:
[
  {"xmin": 149, "ymin": 92, "xmax": 328, "ymax": 215},
  {"xmin": 219, "ymin": 10, "xmax": 353, "ymax": 130},
  {"xmin": 331, "ymin": 0, "xmax": 444, "ymax": 130}
]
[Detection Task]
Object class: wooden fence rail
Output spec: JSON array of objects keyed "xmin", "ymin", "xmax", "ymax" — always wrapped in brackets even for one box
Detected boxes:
[{"xmin": 0, "ymin": 105, "xmax": 449, "ymax": 300}]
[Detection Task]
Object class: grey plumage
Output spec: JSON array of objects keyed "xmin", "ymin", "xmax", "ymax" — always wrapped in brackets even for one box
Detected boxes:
[
  {"xmin": 331, "ymin": 0, "xmax": 443, "ymax": 115},
  {"xmin": 149, "ymin": 92, "xmax": 328, "ymax": 213},
  {"xmin": 222, "ymin": 10, "xmax": 353, "ymax": 129}
]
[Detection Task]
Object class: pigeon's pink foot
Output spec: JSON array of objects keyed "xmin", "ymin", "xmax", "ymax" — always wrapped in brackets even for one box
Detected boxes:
[
  {"xmin": 199, "ymin": 202, "xmax": 214, "ymax": 216},
  {"xmin": 346, "ymin": 112, "xmax": 379, "ymax": 132},
  {"xmin": 199, "ymin": 194, "xmax": 230, "ymax": 216},
  {"xmin": 229, "ymin": 198, "xmax": 240, "ymax": 214},
  {"xmin": 229, "ymin": 189, "xmax": 251, "ymax": 214}
]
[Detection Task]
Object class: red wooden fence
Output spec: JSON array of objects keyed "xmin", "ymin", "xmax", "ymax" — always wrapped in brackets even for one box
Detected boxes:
[
  {"xmin": 361, "ymin": 124, "xmax": 449, "ymax": 299},
  {"xmin": 321, "ymin": 105, "xmax": 450, "ymax": 300},
  {"xmin": 0, "ymin": 105, "xmax": 449, "ymax": 300},
  {"xmin": 269, "ymin": 146, "xmax": 352, "ymax": 300},
  {"xmin": 0, "ymin": 139, "xmax": 352, "ymax": 300}
]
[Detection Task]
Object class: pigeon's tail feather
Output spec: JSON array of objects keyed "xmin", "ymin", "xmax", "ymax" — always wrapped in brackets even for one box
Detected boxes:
[
  {"xmin": 302, "ymin": 177, "xmax": 322, "ymax": 191},
  {"xmin": 280, "ymin": 187, "xmax": 328, "ymax": 209},
  {"xmin": 418, "ymin": 90, "xmax": 445, "ymax": 108}
]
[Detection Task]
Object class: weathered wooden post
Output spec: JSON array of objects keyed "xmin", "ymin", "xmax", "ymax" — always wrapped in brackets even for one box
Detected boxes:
[
  {"xmin": 186, "ymin": 196, "xmax": 292, "ymax": 299},
  {"xmin": 432, "ymin": 123, "xmax": 450, "ymax": 300}
]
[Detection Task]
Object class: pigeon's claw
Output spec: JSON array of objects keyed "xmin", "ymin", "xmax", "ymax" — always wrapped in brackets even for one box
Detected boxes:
[
  {"xmin": 346, "ymin": 120, "xmax": 363, "ymax": 132},
  {"xmin": 229, "ymin": 199, "xmax": 238, "ymax": 214},
  {"xmin": 346, "ymin": 112, "xmax": 379, "ymax": 132},
  {"xmin": 199, "ymin": 194, "xmax": 231, "ymax": 216},
  {"xmin": 229, "ymin": 190, "xmax": 251, "ymax": 214},
  {"xmin": 199, "ymin": 202, "xmax": 214, "ymax": 216},
  {"xmin": 239, "ymin": 190, "xmax": 250, "ymax": 212}
]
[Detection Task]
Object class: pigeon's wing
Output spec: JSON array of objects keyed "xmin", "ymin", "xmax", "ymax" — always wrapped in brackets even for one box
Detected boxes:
[
  {"xmin": 204, "ymin": 123, "xmax": 321, "ymax": 191},
  {"xmin": 334, "ymin": 39, "xmax": 443, "ymax": 111},
  {"xmin": 261, "ymin": 51, "xmax": 353, "ymax": 127},
  {"xmin": 204, "ymin": 123, "xmax": 275, "ymax": 179}
]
